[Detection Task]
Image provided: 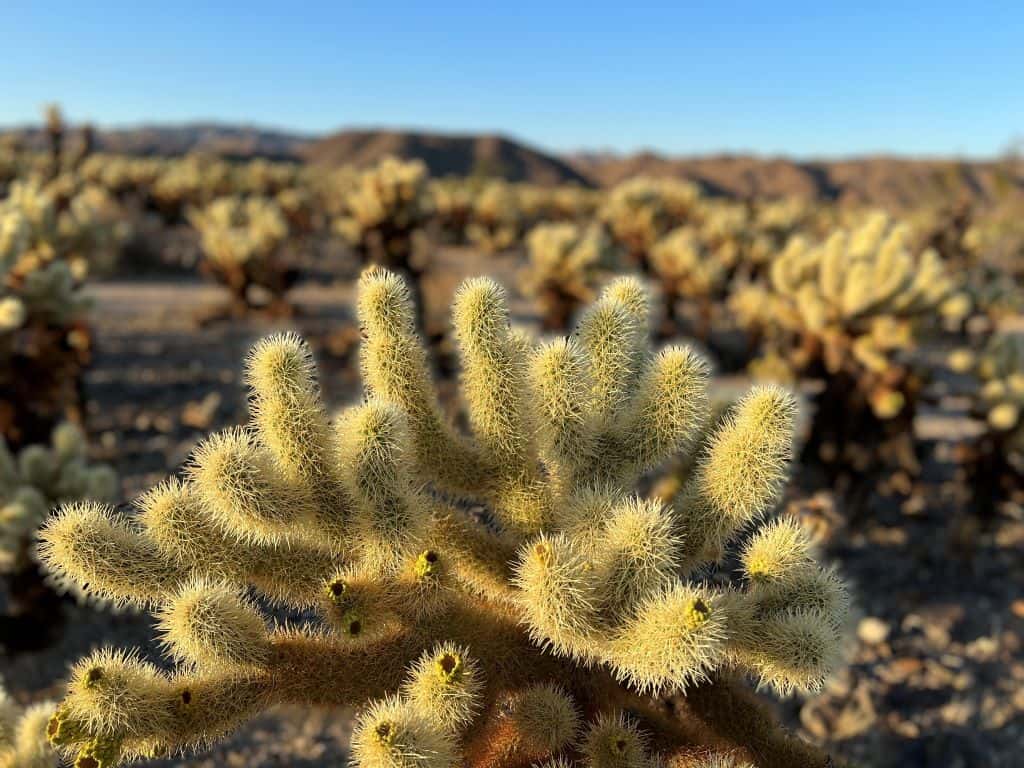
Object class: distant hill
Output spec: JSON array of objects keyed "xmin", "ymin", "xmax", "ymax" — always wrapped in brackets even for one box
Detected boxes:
[
  {"xmin": 566, "ymin": 151, "xmax": 1024, "ymax": 209},
  {"xmin": 3, "ymin": 121, "xmax": 1021, "ymax": 206},
  {"xmin": 1, "ymin": 123, "xmax": 308, "ymax": 161},
  {"xmin": 300, "ymin": 129, "xmax": 593, "ymax": 187}
]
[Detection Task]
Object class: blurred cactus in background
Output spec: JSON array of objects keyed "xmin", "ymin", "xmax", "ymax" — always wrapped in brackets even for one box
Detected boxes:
[
  {"xmin": 521, "ymin": 222, "xmax": 620, "ymax": 330},
  {"xmin": 43, "ymin": 105, "xmax": 64, "ymax": 179},
  {"xmin": 744, "ymin": 198, "xmax": 824, "ymax": 281},
  {"xmin": 429, "ymin": 177, "xmax": 476, "ymax": 244},
  {"xmin": 1, "ymin": 423, "xmax": 116, "ymax": 652},
  {"xmin": 733, "ymin": 211, "xmax": 965, "ymax": 480},
  {"xmin": 38, "ymin": 268, "xmax": 847, "ymax": 768},
  {"xmin": 0, "ymin": 178, "xmax": 118, "ymax": 448},
  {"xmin": 947, "ymin": 335, "xmax": 1024, "ymax": 519},
  {"xmin": 187, "ymin": 195, "xmax": 296, "ymax": 316},
  {"xmin": 0, "ymin": 683, "xmax": 56, "ymax": 768},
  {"xmin": 598, "ymin": 177, "xmax": 703, "ymax": 273},
  {"xmin": 151, "ymin": 153, "xmax": 235, "ymax": 222},
  {"xmin": 649, "ymin": 226, "xmax": 728, "ymax": 341},
  {"xmin": 466, "ymin": 180, "xmax": 523, "ymax": 253},
  {"xmin": 334, "ymin": 157, "xmax": 435, "ymax": 338},
  {"xmin": 335, "ymin": 157, "xmax": 432, "ymax": 269}
]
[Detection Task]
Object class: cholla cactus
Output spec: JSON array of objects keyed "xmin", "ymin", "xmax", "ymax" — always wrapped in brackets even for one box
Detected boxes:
[
  {"xmin": 744, "ymin": 198, "xmax": 823, "ymax": 278},
  {"xmin": 1, "ymin": 181, "xmax": 99, "ymax": 448},
  {"xmin": 521, "ymin": 222, "xmax": 619, "ymax": 330},
  {"xmin": 77, "ymin": 155, "xmax": 164, "ymax": 200},
  {"xmin": 1, "ymin": 422, "xmax": 117, "ymax": 574},
  {"xmin": 515, "ymin": 184, "xmax": 600, "ymax": 226},
  {"xmin": 466, "ymin": 180, "xmax": 522, "ymax": 253},
  {"xmin": 335, "ymin": 157, "xmax": 432, "ymax": 268},
  {"xmin": 1, "ymin": 423, "xmax": 116, "ymax": 653},
  {"xmin": 187, "ymin": 195, "xmax": 295, "ymax": 316},
  {"xmin": 649, "ymin": 227, "xmax": 728, "ymax": 340},
  {"xmin": 0, "ymin": 684, "xmax": 56, "ymax": 768},
  {"xmin": 429, "ymin": 178, "xmax": 476, "ymax": 244},
  {"xmin": 598, "ymin": 177, "xmax": 703, "ymax": 272},
  {"xmin": 39, "ymin": 268, "xmax": 847, "ymax": 768},
  {"xmin": 151, "ymin": 154, "xmax": 234, "ymax": 222},
  {"xmin": 736, "ymin": 211, "xmax": 964, "ymax": 476},
  {"xmin": 43, "ymin": 105, "xmax": 65, "ymax": 177},
  {"xmin": 947, "ymin": 335, "xmax": 1024, "ymax": 517}
]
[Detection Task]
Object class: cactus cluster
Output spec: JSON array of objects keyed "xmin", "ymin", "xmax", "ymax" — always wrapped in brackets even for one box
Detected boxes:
[
  {"xmin": 520, "ymin": 222, "xmax": 619, "ymax": 329},
  {"xmin": 948, "ymin": 335, "xmax": 1024, "ymax": 516},
  {"xmin": 466, "ymin": 180, "xmax": 523, "ymax": 253},
  {"xmin": 1, "ymin": 422, "xmax": 116, "ymax": 575},
  {"xmin": 743, "ymin": 198, "xmax": 823, "ymax": 276},
  {"xmin": 0, "ymin": 181, "xmax": 102, "ymax": 447},
  {"xmin": 187, "ymin": 195, "xmax": 295, "ymax": 315},
  {"xmin": 37, "ymin": 268, "xmax": 846, "ymax": 768},
  {"xmin": 732, "ymin": 211, "xmax": 964, "ymax": 475},
  {"xmin": 648, "ymin": 227, "xmax": 728, "ymax": 340},
  {"xmin": 151, "ymin": 154, "xmax": 236, "ymax": 221},
  {"xmin": 335, "ymin": 157, "xmax": 432, "ymax": 267},
  {"xmin": 1, "ymin": 422, "xmax": 116, "ymax": 656},
  {"xmin": 598, "ymin": 177, "xmax": 702, "ymax": 271},
  {"xmin": 429, "ymin": 178, "xmax": 476, "ymax": 244},
  {"xmin": 0, "ymin": 683, "xmax": 55, "ymax": 768}
]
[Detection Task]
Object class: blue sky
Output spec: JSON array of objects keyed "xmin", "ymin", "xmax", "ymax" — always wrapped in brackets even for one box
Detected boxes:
[{"xmin": 2, "ymin": 2, "xmax": 1022, "ymax": 158}]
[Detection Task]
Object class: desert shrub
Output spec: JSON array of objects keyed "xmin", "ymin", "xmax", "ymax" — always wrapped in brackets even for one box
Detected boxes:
[{"xmin": 39, "ymin": 268, "xmax": 846, "ymax": 768}]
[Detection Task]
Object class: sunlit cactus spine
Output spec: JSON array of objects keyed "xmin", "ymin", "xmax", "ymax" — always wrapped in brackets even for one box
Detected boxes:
[
  {"xmin": 187, "ymin": 194, "xmax": 296, "ymax": 317},
  {"xmin": 1, "ymin": 422, "xmax": 117, "ymax": 653},
  {"xmin": 736, "ymin": 211, "xmax": 965, "ymax": 479},
  {"xmin": 520, "ymin": 222, "xmax": 620, "ymax": 330},
  {"xmin": 947, "ymin": 335, "xmax": 1024, "ymax": 518},
  {"xmin": 38, "ymin": 267, "xmax": 847, "ymax": 768},
  {"xmin": 0, "ymin": 683, "xmax": 57, "ymax": 768}
]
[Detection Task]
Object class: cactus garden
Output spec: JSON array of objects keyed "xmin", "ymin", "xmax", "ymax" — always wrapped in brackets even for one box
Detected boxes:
[{"xmin": 2, "ymin": 29, "xmax": 1024, "ymax": 764}]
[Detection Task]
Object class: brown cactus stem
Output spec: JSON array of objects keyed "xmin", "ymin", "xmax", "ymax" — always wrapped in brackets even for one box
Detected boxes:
[{"xmin": 675, "ymin": 673, "xmax": 838, "ymax": 768}]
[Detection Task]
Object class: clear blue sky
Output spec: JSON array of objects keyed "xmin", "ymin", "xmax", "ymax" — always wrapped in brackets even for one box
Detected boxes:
[{"xmin": 3, "ymin": 2, "xmax": 1022, "ymax": 158}]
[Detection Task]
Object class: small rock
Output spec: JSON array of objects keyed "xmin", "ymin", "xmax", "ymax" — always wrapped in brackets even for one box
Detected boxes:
[{"xmin": 858, "ymin": 617, "xmax": 891, "ymax": 645}]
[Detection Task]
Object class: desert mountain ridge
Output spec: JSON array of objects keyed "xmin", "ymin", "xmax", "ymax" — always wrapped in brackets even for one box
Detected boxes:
[{"xmin": 3, "ymin": 122, "xmax": 1021, "ymax": 208}]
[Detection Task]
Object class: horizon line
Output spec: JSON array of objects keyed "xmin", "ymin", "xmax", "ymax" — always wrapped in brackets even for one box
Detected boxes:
[{"xmin": 0, "ymin": 117, "xmax": 1015, "ymax": 165}]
